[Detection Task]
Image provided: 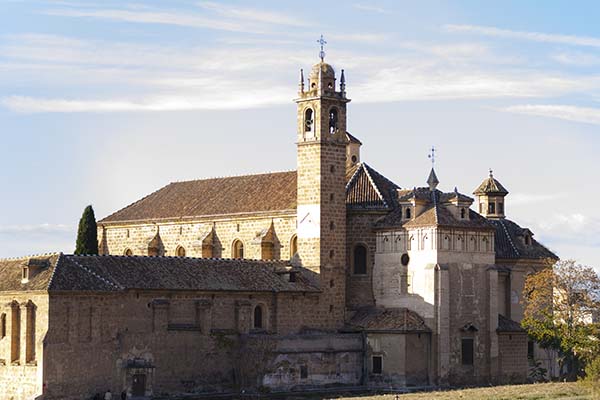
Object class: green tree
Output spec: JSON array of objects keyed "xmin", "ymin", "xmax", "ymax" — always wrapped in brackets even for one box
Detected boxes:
[
  {"xmin": 522, "ymin": 259, "xmax": 600, "ymax": 380},
  {"xmin": 75, "ymin": 205, "xmax": 99, "ymax": 255}
]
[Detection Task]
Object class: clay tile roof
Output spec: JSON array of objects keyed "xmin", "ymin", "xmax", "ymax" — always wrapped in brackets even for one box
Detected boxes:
[
  {"xmin": 488, "ymin": 219, "xmax": 558, "ymax": 261},
  {"xmin": 0, "ymin": 253, "xmax": 60, "ymax": 291},
  {"xmin": 0, "ymin": 254, "xmax": 320, "ymax": 293},
  {"xmin": 497, "ymin": 314, "xmax": 525, "ymax": 333},
  {"xmin": 47, "ymin": 255, "xmax": 320, "ymax": 293},
  {"xmin": 100, "ymin": 171, "xmax": 298, "ymax": 223},
  {"xmin": 102, "ymin": 163, "xmax": 401, "ymax": 223},
  {"xmin": 474, "ymin": 174, "xmax": 509, "ymax": 195},
  {"xmin": 376, "ymin": 196, "xmax": 492, "ymax": 230},
  {"xmin": 346, "ymin": 132, "xmax": 362, "ymax": 145},
  {"xmin": 346, "ymin": 163, "xmax": 400, "ymax": 210},
  {"xmin": 347, "ymin": 307, "xmax": 431, "ymax": 333}
]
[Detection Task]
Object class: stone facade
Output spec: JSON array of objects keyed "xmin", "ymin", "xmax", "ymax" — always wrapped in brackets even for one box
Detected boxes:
[{"xmin": 0, "ymin": 55, "xmax": 559, "ymax": 399}]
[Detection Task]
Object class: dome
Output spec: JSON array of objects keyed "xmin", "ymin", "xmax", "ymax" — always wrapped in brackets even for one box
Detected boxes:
[{"xmin": 310, "ymin": 62, "xmax": 335, "ymax": 79}]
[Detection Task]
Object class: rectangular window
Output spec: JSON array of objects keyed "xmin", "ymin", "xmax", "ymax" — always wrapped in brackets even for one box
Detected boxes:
[
  {"xmin": 0, "ymin": 313, "xmax": 5, "ymax": 338},
  {"xmin": 498, "ymin": 202, "xmax": 504, "ymax": 214},
  {"xmin": 300, "ymin": 365, "xmax": 308, "ymax": 379},
  {"xmin": 11, "ymin": 306, "xmax": 20, "ymax": 363},
  {"xmin": 372, "ymin": 355, "xmax": 383, "ymax": 374},
  {"xmin": 461, "ymin": 338, "xmax": 474, "ymax": 365},
  {"xmin": 488, "ymin": 203, "xmax": 496, "ymax": 214},
  {"xmin": 26, "ymin": 304, "xmax": 35, "ymax": 363},
  {"xmin": 528, "ymin": 340, "xmax": 534, "ymax": 360}
]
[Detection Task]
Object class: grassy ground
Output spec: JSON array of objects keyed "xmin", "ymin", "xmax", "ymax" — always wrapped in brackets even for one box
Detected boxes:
[{"xmin": 334, "ymin": 382, "xmax": 592, "ymax": 400}]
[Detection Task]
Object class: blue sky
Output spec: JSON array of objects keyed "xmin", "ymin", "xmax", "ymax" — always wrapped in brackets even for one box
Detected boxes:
[{"xmin": 0, "ymin": 0, "xmax": 599, "ymax": 269}]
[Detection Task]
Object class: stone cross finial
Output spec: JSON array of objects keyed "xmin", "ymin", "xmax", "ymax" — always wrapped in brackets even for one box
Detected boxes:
[{"xmin": 317, "ymin": 34, "xmax": 327, "ymax": 61}]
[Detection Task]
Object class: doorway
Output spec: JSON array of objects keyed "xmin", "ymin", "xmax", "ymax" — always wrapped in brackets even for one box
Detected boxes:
[{"xmin": 132, "ymin": 374, "xmax": 146, "ymax": 397}]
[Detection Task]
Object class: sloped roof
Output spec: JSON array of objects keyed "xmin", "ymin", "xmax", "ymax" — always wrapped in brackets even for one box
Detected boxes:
[
  {"xmin": 0, "ymin": 254, "xmax": 320, "ymax": 293},
  {"xmin": 346, "ymin": 163, "xmax": 400, "ymax": 210},
  {"xmin": 346, "ymin": 132, "xmax": 362, "ymax": 145},
  {"xmin": 102, "ymin": 163, "xmax": 401, "ymax": 223},
  {"xmin": 347, "ymin": 307, "xmax": 431, "ymax": 333},
  {"xmin": 101, "ymin": 171, "xmax": 298, "ymax": 223},
  {"xmin": 498, "ymin": 314, "xmax": 525, "ymax": 333},
  {"xmin": 376, "ymin": 187, "xmax": 491, "ymax": 230},
  {"xmin": 489, "ymin": 219, "xmax": 558, "ymax": 261},
  {"xmin": 0, "ymin": 254, "xmax": 61, "ymax": 291},
  {"xmin": 474, "ymin": 173, "xmax": 509, "ymax": 195}
]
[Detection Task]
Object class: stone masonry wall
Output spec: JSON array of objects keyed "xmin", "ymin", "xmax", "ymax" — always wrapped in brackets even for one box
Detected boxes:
[
  {"xmin": 346, "ymin": 212, "xmax": 384, "ymax": 310},
  {"xmin": 43, "ymin": 289, "xmax": 324, "ymax": 400},
  {"xmin": 498, "ymin": 333, "xmax": 528, "ymax": 384},
  {"xmin": 0, "ymin": 292, "xmax": 48, "ymax": 400},
  {"xmin": 100, "ymin": 214, "xmax": 297, "ymax": 261}
]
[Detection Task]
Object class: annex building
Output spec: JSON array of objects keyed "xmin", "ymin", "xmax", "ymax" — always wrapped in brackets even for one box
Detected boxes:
[{"xmin": 0, "ymin": 54, "xmax": 557, "ymax": 400}]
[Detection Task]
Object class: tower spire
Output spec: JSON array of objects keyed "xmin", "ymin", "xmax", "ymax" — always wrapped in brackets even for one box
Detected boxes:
[
  {"xmin": 427, "ymin": 146, "xmax": 439, "ymax": 191},
  {"xmin": 340, "ymin": 69, "xmax": 346, "ymax": 95}
]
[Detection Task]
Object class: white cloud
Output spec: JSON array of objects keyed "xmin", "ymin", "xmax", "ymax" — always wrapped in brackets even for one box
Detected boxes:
[
  {"xmin": 445, "ymin": 24, "xmax": 600, "ymax": 48},
  {"xmin": 353, "ymin": 3, "xmax": 389, "ymax": 14},
  {"xmin": 197, "ymin": 1, "xmax": 310, "ymax": 27},
  {"xmin": 501, "ymin": 104, "xmax": 600, "ymax": 125},
  {"xmin": 552, "ymin": 51, "xmax": 600, "ymax": 66},
  {"xmin": 0, "ymin": 223, "xmax": 72, "ymax": 233},
  {"xmin": 42, "ymin": 7, "xmax": 267, "ymax": 33},
  {"xmin": 510, "ymin": 193, "xmax": 567, "ymax": 206},
  {"xmin": 0, "ymin": 88, "xmax": 290, "ymax": 113},
  {"xmin": 354, "ymin": 65, "xmax": 599, "ymax": 103}
]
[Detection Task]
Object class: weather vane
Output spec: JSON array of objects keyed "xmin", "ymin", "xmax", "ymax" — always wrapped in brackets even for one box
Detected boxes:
[
  {"xmin": 317, "ymin": 34, "xmax": 327, "ymax": 61},
  {"xmin": 428, "ymin": 146, "xmax": 436, "ymax": 168}
]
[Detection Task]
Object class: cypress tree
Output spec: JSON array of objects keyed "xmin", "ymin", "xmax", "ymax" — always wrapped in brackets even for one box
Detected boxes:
[{"xmin": 75, "ymin": 205, "xmax": 99, "ymax": 255}]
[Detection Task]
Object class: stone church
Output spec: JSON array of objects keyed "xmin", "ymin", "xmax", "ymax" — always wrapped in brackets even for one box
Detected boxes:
[{"xmin": 0, "ymin": 55, "xmax": 557, "ymax": 400}]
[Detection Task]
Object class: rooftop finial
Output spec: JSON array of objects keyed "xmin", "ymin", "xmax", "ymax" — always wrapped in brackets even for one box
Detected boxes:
[
  {"xmin": 428, "ymin": 146, "xmax": 436, "ymax": 168},
  {"xmin": 427, "ymin": 146, "xmax": 439, "ymax": 191},
  {"xmin": 489, "ymin": 168, "xmax": 493, "ymax": 178},
  {"xmin": 340, "ymin": 69, "xmax": 346, "ymax": 94},
  {"xmin": 299, "ymin": 68, "xmax": 305, "ymax": 93},
  {"xmin": 317, "ymin": 34, "xmax": 327, "ymax": 62}
]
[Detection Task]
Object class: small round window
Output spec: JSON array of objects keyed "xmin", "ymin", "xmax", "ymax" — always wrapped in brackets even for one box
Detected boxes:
[{"xmin": 401, "ymin": 253, "xmax": 410, "ymax": 266}]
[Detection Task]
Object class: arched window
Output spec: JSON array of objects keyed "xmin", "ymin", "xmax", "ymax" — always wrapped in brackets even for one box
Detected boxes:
[
  {"xmin": 124, "ymin": 248, "xmax": 133, "ymax": 256},
  {"xmin": 405, "ymin": 207, "xmax": 412, "ymax": 219},
  {"xmin": 353, "ymin": 244, "xmax": 367, "ymax": 275},
  {"xmin": 329, "ymin": 107, "xmax": 338, "ymax": 134},
  {"xmin": 290, "ymin": 235, "xmax": 298, "ymax": 259},
  {"xmin": 232, "ymin": 239, "xmax": 244, "ymax": 259},
  {"xmin": 460, "ymin": 208, "xmax": 466, "ymax": 219},
  {"xmin": 176, "ymin": 246, "xmax": 186, "ymax": 257},
  {"xmin": 253, "ymin": 305, "xmax": 263, "ymax": 329},
  {"xmin": 304, "ymin": 108, "xmax": 313, "ymax": 132}
]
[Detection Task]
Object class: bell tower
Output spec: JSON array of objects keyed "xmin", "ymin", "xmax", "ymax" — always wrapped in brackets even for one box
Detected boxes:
[{"xmin": 295, "ymin": 41, "xmax": 349, "ymax": 329}]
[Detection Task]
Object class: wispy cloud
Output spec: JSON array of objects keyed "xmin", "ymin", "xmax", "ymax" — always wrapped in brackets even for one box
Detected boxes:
[
  {"xmin": 501, "ymin": 104, "xmax": 600, "ymax": 125},
  {"xmin": 0, "ymin": 88, "xmax": 290, "ymax": 113},
  {"xmin": 510, "ymin": 192, "xmax": 568, "ymax": 206},
  {"xmin": 353, "ymin": 3, "xmax": 389, "ymax": 14},
  {"xmin": 197, "ymin": 1, "xmax": 310, "ymax": 27},
  {"xmin": 445, "ymin": 24, "xmax": 600, "ymax": 48},
  {"xmin": 43, "ymin": 7, "xmax": 266, "ymax": 33},
  {"xmin": 552, "ymin": 51, "xmax": 600, "ymax": 66},
  {"xmin": 0, "ymin": 223, "xmax": 72, "ymax": 233}
]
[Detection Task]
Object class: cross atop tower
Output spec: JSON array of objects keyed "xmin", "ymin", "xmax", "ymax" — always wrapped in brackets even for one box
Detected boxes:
[
  {"xmin": 428, "ymin": 146, "xmax": 436, "ymax": 168},
  {"xmin": 317, "ymin": 34, "xmax": 327, "ymax": 61}
]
